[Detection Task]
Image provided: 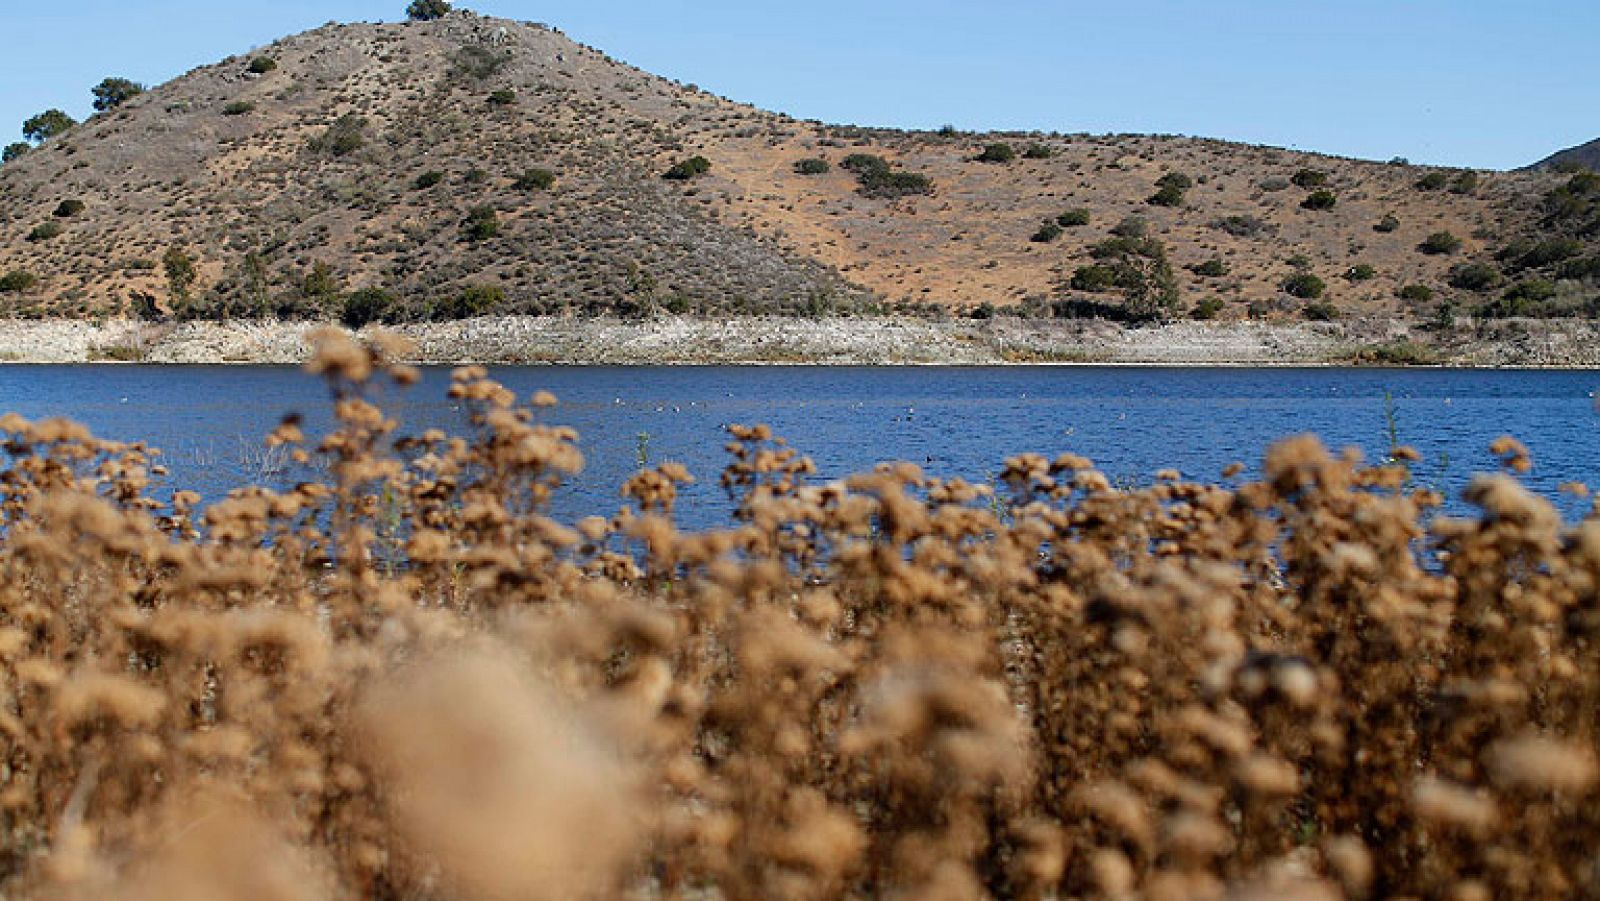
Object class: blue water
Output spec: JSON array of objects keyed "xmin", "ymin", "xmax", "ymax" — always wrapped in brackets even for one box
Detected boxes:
[{"xmin": 1, "ymin": 365, "xmax": 1598, "ymax": 525}]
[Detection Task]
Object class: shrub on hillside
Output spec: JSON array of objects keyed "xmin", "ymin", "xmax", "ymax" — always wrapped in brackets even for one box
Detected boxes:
[
  {"xmin": 91, "ymin": 77, "xmax": 144, "ymax": 112},
  {"xmin": 1374, "ymin": 213, "xmax": 1400, "ymax": 233},
  {"xmin": 488, "ymin": 89, "xmax": 517, "ymax": 106},
  {"xmin": 452, "ymin": 46, "xmax": 510, "ymax": 80},
  {"xmin": 1022, "ymin": 142, "xmax": 1052, "ymax": 159},
  {"xmin": 432, "ymin": 284, "xmax": 505, "ymax": 320},
  {"xmin": 1343, "ymin": 263, "xmax": 1377, "ymax": 281},
  {"xmin": 413, "ymin": 170, "xmax": 444, "ymax": 189},
  {"xmin": 22, "ymin": 109, "xmax": 76, "ymax": 143},
  {"xmin": 514, "ymin": 168, "xmax": 557, "ymax": 191},
  {"xmin": 1282, "ymin": 272, "xmax": 1326, "ymax": 299},
  {"xmin": 2, "ymin": 142, "xmax": 28, "ymax": 163},
  {"xmin": 1030, "ymin": 222, "xmax": 1063, "ymax": 243},
  {"xmin": 340, "ymin": 288, "xmax": 397, "ymax": 328},
  {"xmin": 1302, "ymin": 301, "xmax": 1339, "ymax": 320},
  {"xmin": 27, "ymin": 222, "xmax": 63, "ymax": 243},
  {"xmin": 1148, "ymin": 183, "xmax": 1185, "ymax": 207},
  {"xmin": 309, "ymin": 114, "xmax": 367, "ymax": 156},
  {"xmin": 1189, "ymin": 258, "xmax": 1229, "ymax": 277},
  {"xmin": 406, "ymin": 0, "xmax": 452, "ymax": 20},
  {"xmin": 462, "ymin": 205, "xmax": 500, "ymax": 241},
  {"xmin": 976, "ymin": 143, "xmax": 1016, "ymax": 163},
  {"xmin": 1055, "ymin": 208, "xmax": 1091, "ymax": 227},
  {"xmin": 793, "ymin": 158, "xmax": 830, "ymax": 175},
  {"xmin": 1070, "ymin": 265, "xmax": 1117, "ymax": 292},
  {"xmin": 1449, "ymin": 262, "xmax": 1502, "ymax": 291},
  {"xmin": 1419, "ymin": 231, "xmax": 1462, "ymax": 255},
  {"xmin": 1291, "ymin": 168, "xmax": 1328, "ymax": 188},
  {"xmin": 1190, "ymin": 296, "xmax": 1225, "ymax": 320},
  {"xmin": 0, "ymin": 271, "xmax": 37, "ymax": 293},
  {"xmin": 1210, "ymin": 214, "xmax": 1271, "ymax": 238},
  {"xmin": 1301, "ymin": 190, "xmax": 1337, "ymax": 210},
  {"xmin": 247, "ymin": 57, "xmax": 278, "ymax": 75},
  {"xmin": 663, "ymin": 156, "xmax": 712, "ymax": 181},
  {"xmin": 1450, "ymin": 170, "xmax": 1480, "ymax": 194},
  {"xmin": 1414, "ymin": 171, "xmax": 1449, "ymax": 191},
  {"xmin": 1110, "ymin": 216, "xmax": 1149, "ymax": 238},
  {"xmin": 223, "ymin": 101, "xmax": 256, "ymax": 116},
  {"xmin": 52, "ymin": 199, "xmax": 85, "ymax": 218},
  {"xmin": 1398, "ymin": 283, "xmax": 1435, "ymax": 302}
]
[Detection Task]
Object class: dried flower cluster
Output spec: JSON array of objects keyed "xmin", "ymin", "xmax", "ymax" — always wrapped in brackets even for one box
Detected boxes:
[{"xmin": 1, "ymin": 330, "xmax": 1598, "ymax": 899}]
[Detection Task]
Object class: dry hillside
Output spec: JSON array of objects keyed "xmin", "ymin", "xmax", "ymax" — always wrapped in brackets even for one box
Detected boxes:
[{"xmin": 0, "ymin": 11, "xmax": 1593, "ymax": 324}]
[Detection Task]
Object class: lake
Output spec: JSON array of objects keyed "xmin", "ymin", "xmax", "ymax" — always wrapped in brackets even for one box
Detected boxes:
[{"xmin": 2, "ymin": 365, "xmax": 1598, "ymax": 525}]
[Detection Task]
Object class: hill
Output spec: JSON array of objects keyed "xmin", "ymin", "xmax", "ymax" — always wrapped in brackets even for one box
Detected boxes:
[
  {"xmin": 1528, "ymin": 137, "xmax": 1600, "ymax": 173},
  {"xmin": 0, "ymin": 10, "xmax": 1595, "ymax": 326}
]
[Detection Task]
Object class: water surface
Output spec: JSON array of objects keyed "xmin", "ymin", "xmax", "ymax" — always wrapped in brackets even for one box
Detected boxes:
[{"xmin": 2, "ymin": 365, "xmax": 1597, "ymax": 525}]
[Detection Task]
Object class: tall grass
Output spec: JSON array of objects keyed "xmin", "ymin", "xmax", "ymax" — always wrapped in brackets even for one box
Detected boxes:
[{"xmin": 0, "ymin": 328, "xmax": 1596, "ymax": 898}]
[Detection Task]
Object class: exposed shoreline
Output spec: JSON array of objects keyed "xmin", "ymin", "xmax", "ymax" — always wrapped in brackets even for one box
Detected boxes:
[{"xmin": 1, "ymin": 316, "xmax": 1598, "ymax": 368}]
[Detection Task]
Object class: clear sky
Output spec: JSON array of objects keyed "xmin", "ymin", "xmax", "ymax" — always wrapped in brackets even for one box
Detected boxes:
[{"xmin": 1, "ymin": 1, "xmax": 1594, "ymax": 170}]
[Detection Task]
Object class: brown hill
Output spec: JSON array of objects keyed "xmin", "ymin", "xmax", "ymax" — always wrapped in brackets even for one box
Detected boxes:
[{"xmin": 0, "ymin": 11, "xmax": 1589, "ymax": 324}]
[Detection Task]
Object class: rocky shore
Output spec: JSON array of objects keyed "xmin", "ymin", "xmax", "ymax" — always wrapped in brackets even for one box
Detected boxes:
[{"xmin": 0, "ymin": 316, "xmax": 1598, "ymax": 367}]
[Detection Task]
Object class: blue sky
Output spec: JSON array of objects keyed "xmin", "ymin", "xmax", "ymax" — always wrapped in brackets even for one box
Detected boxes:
[{"xmin": 2, "ymin": 1, "xmax": 1594, "ymax": 169}]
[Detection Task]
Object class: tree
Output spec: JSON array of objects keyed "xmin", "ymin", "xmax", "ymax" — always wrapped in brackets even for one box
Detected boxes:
[
  {"xmin": 663, "ymin": 156, "xmax": 712, "ymax": 180},
  {"xmin": 406, "ymin": 0, "xmax": 452, "ymax": 21},
  {"xmin": 22, "ymin": 109, "xmax": 76, "ymax": 143},
  {"xmin": 2, "ymin": 142, "xmax": 29, "ymax": 164},
  {"xmin": 163, "ymin": 247, "xmax": 197, "ymax": 307},
  {"xmin": 91, "ymin": 77, "xmax": 145, "ymax": 112}
]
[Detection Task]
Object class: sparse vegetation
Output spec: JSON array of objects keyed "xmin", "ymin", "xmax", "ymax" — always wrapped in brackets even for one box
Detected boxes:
[
  {"xmin": 488, "ymin": 89, "xmax": 517, "ymax": 106},
  {"xmin": 1210, "ymin": 214, "xmax": 1272, "ymax": 238},
  {"xmin": 222, "ymin": 101, "xmax": 255, "ymax": 116},
  {"xmin": 452, "ymin": 45, "xmax": 510, "ymax": 81},
  {"xmin": 26, "ymin": 222, "xmax": 64, "ymax": 243},
  {"xmin": 308, "ymin": 114, "xmax": 367, "ymax": 156},
  {"xmin": 841, "ymin": 153, "xmax": 934, "ymax": 199}
]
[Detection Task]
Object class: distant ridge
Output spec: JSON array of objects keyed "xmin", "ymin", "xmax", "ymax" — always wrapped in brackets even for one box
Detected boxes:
[{"xmin": 1526, "ymin": 137, "xmax": 1600, "ymax": 172}]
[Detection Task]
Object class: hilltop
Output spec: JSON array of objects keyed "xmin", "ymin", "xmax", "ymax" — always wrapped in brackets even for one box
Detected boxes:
[
  {"xmin": 1528, "ymin": 137, "xmax": 1600, "ymax": 173},
  {"xmin": 0, "ymin": 9, "xmax": 1595, "ymax": 332}
]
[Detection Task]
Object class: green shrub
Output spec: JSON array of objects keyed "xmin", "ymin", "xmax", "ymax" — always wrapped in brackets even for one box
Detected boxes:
[
  {"xmin": 1343, "ymin": 263, "xmax": 1376, "ymax": 282},
  {"xmin": 1414, "ymin": 171, "xmax": 1450, "ymax": 191},
  {"xmin": 0, "ymin": 271, "xmax": 37, "ymax": 293},
  {"xmin": 1030, "ymin": 222, "xmax": 1064, "ymax": 243},
  {"xmin": 247, "ymin": 57, "xmax": 278, "ymax": 75},
  {"xmin": 1189, "ymin": 258, "xmax": 1228, "ymax": 277},
  {"xmin": 1190, "ymin": 297, "xmax": 1225, "ymax": 320},
  {"xmin": 309, "ymin": 114, "xmax": 367, "ymax": 156},
  {"xmin": 976, "ymin": 143, "xmax": 1016, "ymax": 164},
  {"xmin": 488, "ymin": 89, "xmax": 517, "ymax": 106},
  {"xmin": 1110, "ymin": 216, "xmax": 1149, "ymax": 238},
  {"xmin": 1503, "ymin": 237, "xmax": 1582, "ymax": 270},
  {"xmin": 406, "ymin": 0, "xmax": 452, "ymax": 20},
  {"xmin": 969, "ymin": 302, "xmax": 996, "ymax": 320},
  {"xmin": 413, "ymin": 170, "xmax": 444, "ymax": 189},
  {"xmin": 162, "ymin": 247, "xmax": 196, "ymax": 304},
  {"xmin": 452, "ymin": 46, "xmax": 510, "ymax": 80},
  {"xmin": 1374, "ymin": 213, "xmax": 1400, "ymax": 233},
  {"xmin": 302, "ymin": 262, "xmax": 341, "ymax": 298},
  {"xmin": 1302, "ymin": 301, "xmax": 1339, "ymax": 321},
  {"xmin": 793, "ymin": 158, "xmax": 830, "ymax": 175},
  {"xmin": 1450, "ymin": 170, "xmax": 1480, "ymax": 195},
  {"xmin": 1022, "ymin": 143, "xmax": 1052, "ymax": 159},
  {"xmin": 1071, "ymin": 265, "xmax": 1117, "ymax": 292},
  {"xmin": 1301, "ymin": 190, "xmax": 1337, "ymax": 210},
  {"xmin": 340, "ymin": 288, "xmax": 396, "ymax": 328},
  {"xmin": 1449, "ymin": 263, "xmax": 1502, "ymax": 291},
  {"xmin": 464, "ymin": 167, "xmax": 488, "ymax": 184},
  {"xmin": 1056, "ymin": 208, "xmax": 1091, "ymax": 227},
  {"xmin": 223, "ymin": 101, "xmax": 255, "ymax": 116},
  {"xmin": 91, "ymin": 77, "xmax": 144, "ymax": 112},
  {"xmin": 1282, "ymin": 272, "xmax": 1326, "ymax": 299},
  {"xmin": 1398, "ymin": 283, "xmax": 1435, "ymax": 302},
  {"xmin": 1557, "ymin": 256, "xmax": 1600, "ymax": 281},
  {"xmin": 663, "ymin": 156, "xmax": 712, "ymax": 181},
  {"xmin": 53, "ymin": 199, "xmax": 85, "ymax": 218},
  {"xmin": 462, "ymin": 205, "xmax": 500, "ymax": 241},
  {"xmin": 1210, "ymin": 215, "xmax": 1271, "ymax": 238},
  {"xmin": 839, "ymin": 153, "xmax": 933, "ymax": 198},
  {"xmin": 27, "ymin": 222, "xmax": 64, "ymax": 242},
  {"xmin": 1419, "ymin": 231, "xmax": 1462, "ymax": 255},
  {"xmin": 432, "ymin": 284, "xmax": 504, "ymax": 320},
  {"xmin": 1259, "ymin": 176, "xmax": 1291, "ymax": 192},
  {"xmin": 1157, "ymin": 172, "xmax": 1194, "ymax": 191},
  {"xmin": 1291, "ymin": 168, "xmax": 1328, "ymax": 188},
  {"xmin": 514, "ymin": 168, "xmax": 556, "ymax": 191},
  {"xmin": 1147, "ymin": 183, "xmax": 1185, "ymax": 207},
  {"xmin": 2, "ymin": 142, "xmax": 28, "ymax": 163},
  {"xmin": 22, "ymin": 109, "xmax": 76, "ymax": 143},
  {"xmin": 841, "ymin": 153, "xmax": 889, "ymax": 174}
]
